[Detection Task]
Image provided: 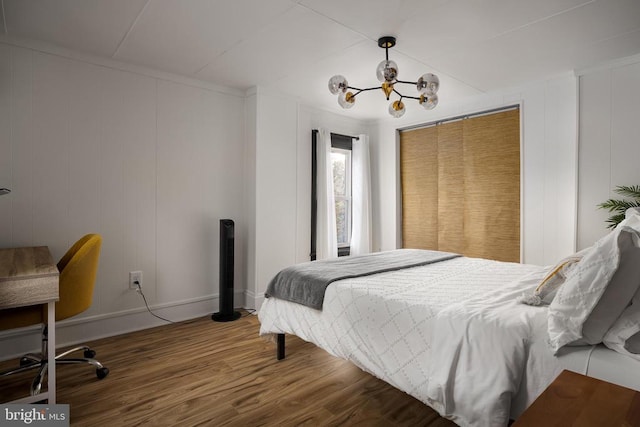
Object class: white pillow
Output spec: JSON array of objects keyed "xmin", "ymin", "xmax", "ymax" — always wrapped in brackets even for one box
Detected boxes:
[
  {"xmin": 547, "ymin": 227, "xmax": 636, "ymax": 352},
  {"xmin": 625, "ymin": 332, "xmax": 640, "ymax": 353},
  {"xmin": 548, "ymin": 212, "xmax": 640, "ymax": 353},
  {"xmin": 603, "ymin": 289, "xmax": 640, "ymax": 360},
  {"xmin": 623, "ymin": 207, "xmax": 640, "ymax": 231},
  {"xmin": 602, "ymin": 207, "xmax": 640, "ymax": 359},
  {"xmin": 626, "ymin": 207, "xmax": 640, "ymax": 219}
]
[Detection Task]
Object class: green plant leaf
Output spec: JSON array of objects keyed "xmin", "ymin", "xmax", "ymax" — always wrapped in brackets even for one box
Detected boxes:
[
  {"xmin": 605, "ymin": 213, "xmax": 626, "ymax": 229},
  {"xmin": 614, "ymin": 185, "xmax": 640, "ymax": 199},
  {"xmin": 598, "ymin": 185, "xmax": 640, "ymax": 229},
  {"xmin": 598, "ymin": 199, "xmax": 640, "ymax": 212}
]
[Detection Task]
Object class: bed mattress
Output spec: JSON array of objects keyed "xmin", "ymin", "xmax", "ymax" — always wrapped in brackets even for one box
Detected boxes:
[
  {"xmin": 558, "ymin": 344, "xmax": 640, "ymax": 391},
  {"xmin": 259, "ymin": 255, "xmax": 640, "ymax": 426},
  {"xmin": 259, "ymin": 257, "xmax": 554, "ymax": 425}
]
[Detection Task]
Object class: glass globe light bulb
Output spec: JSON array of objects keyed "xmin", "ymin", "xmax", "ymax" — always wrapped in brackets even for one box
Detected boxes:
[
  {"xmin": 420, "ymin": 94, "xmax": 438, "ymax": 110},
  {"xmin": 328, "ymin": 75, "xmax": 348, "ymax": 95},
  {"xmin": 389, "ymin": 100, "xmax": 405, "ymax": 118},
  {"xmin": 338, "ymin": 91, "xmax": 356, "ymax": 109},
  {"xmin": 417, "ymin": 73, "xmax": 440, "ymax": 96},
  {"xmin": 376, "ymin": 60, "xmax": 398, "ymax": 83}
]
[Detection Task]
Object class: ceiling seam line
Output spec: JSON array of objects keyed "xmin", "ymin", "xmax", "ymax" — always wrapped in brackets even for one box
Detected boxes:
[
  {"xmin": 193, "ymin": 2, "xmax": 302, "ymax": 76},
  {"xmin": 111, "ymin": 0, "xmax": 151, "ymax": 59},
  {"xmin": 1, "ymin": 0, "xmax": 7, "ymax": 34},
  {"xmin": 192, "ymin": 40, "xmax": 245, "ymax": 76},
  {"xmin": 295, "ymin": 2, "xmax": 375, "ymax": 44},
  {"xmin": 391, "ymin": 46, "xmax": 487, "ymax": 94},
  {"xmin": 192, "ymin": 3, "xmax": 372, "ymax": 79},
  {"xmin": 392, "ymin": 0, "xmax": 598, "ymax": 91},
  {"xmin": 393, "ymin": 1, "xmax": 597, "ymax": 93},
  {"xmin": 587, "ymin": 27, "xmax": 640, "ymax": 46},
  {"xmin": 486, "ymin": 0, "xmax": 597, "ymax": 42},
  {"xmin": 267, "ymin": 38, "xmax": 368, "ymax": 87}
]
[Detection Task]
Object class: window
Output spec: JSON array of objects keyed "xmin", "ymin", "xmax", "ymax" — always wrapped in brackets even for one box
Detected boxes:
[
  {"xmin": 311, "ymin": 131, "xmax": 354, "ymax": 259},
  {"xmin": 331, "ymin": 148, "xmax": 352, "ymax": 249}
]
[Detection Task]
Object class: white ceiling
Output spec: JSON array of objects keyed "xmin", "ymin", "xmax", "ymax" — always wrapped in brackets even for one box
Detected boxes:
[{"xmin": 1, "ymin": 0, "xmax": 639, "ymax": 120}]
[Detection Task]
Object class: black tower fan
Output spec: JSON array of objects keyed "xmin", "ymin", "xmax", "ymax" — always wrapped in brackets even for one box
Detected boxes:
[{"xmin": 212, "ymin": 219, "xmax": 241, "ymax": 322}]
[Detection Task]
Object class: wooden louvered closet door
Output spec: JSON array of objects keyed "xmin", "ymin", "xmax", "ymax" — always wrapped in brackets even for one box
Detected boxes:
[{"xmin": 400, "ymin": 109, "xmax": 520, "ymax": 262}]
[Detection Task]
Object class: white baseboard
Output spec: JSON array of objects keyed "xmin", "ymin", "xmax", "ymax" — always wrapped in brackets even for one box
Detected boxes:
[
  {"xmin": 0, "ymin": 290, "xmax": 246, "ymax": 362},
  {"xmin": 243, "ymin": 289, "xmax": 265, "ymax": 311}
]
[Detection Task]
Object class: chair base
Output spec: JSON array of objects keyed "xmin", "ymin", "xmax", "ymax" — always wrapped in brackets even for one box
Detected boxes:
[{"xmin": 0, "ymin": 328, "xmax": 109, "ymax": 396}]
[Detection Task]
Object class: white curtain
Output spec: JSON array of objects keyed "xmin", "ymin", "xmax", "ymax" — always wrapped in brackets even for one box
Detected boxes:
[
  {"xmin": 350, "ymin": 134, "xmax": 372, "ymax": 255},
  {"xmin": 316, "ymin": 129, "xmax": 338, "ymax": 259}
]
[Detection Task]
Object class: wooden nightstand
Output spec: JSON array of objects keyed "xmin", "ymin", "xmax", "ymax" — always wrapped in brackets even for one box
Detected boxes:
[{"xmin": 514, "ymin": 370, "xmax": 640, "ymax": 426}]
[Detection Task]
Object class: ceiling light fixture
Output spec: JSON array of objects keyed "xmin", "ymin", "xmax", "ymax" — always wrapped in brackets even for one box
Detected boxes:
[{"xmin": 328, "ymin": 36, "xmax": 440, "ymax": 118}]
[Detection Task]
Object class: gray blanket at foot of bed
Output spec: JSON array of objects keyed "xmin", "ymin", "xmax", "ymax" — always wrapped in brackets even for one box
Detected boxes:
[{"xmin": 264, "ymin": 249, "xmax": 460, "ymax": 310}]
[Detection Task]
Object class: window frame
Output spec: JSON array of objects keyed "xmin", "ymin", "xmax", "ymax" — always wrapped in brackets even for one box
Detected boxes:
[{"xmin": 310, "ymin": 131, "xmax": 354, "ymax": 260}]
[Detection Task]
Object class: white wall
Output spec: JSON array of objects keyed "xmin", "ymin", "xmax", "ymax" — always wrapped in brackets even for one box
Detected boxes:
[
  {"xmin": 245, "ymin": 88, "xmax": 298, "ymax": 310},
  {"xmin": 370, "ymin": 74, "xmax": 578, "ymax": 266},
  {"xmin": 243, "ymin": 90, "xmax": 258, "ymax": 311},
  {"xmin": 577, "ymin": 55, "xmax": 640, "ymax": 249},
  {"xmin": 0, "ymin": 42, "xmax": 247, "ymax": 358},
  {"xmin": 244, "ymin": 89, "xmax": 371, "ymax": 309}
]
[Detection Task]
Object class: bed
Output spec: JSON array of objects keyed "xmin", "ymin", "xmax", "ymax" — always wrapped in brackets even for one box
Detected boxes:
[{"xmin": 258, "ymin": 211, "xmax": 640, "ymax": 427}]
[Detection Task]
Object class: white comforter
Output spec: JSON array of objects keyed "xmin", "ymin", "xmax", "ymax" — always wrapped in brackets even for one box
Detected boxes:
[{"xmin": 258, "ymin": 256, "xmax": 562, "ymax": 427}]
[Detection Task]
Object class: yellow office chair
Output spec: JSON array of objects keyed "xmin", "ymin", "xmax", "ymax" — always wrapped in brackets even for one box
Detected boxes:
[{"xmin": 0, "ymin": 234, "xmax": 108, "ymax": 395}]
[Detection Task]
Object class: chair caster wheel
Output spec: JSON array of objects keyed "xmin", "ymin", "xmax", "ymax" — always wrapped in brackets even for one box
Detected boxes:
[
  {"xmin": 84, "ymin": 349, "xmax": 96, "ymax": 358},
  {"xmin": 96, "ymin": 367, "xmax": 109, "ymax": 379}
]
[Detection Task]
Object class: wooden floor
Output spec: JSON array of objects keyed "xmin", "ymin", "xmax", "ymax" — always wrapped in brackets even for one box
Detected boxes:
[{"xmin": 0, "ymin": 312, "xmax": 455, "ymax": 426}]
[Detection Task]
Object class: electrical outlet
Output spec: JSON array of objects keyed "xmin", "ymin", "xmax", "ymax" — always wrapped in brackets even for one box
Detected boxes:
[{"xmin": 129, "ymin": 271, "xmax": 143, "ymax": 290}]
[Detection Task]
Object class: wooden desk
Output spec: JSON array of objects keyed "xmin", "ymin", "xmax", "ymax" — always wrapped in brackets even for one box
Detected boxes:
[
  {"xmin": 0, "ymin": 246, "xmax": 59, "ymax": 404},
  {"xmin": 514, "ymin": 370, "xmax": 640, "ymax": 426}
]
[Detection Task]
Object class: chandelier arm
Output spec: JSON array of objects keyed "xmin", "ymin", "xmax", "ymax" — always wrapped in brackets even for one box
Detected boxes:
[
  {"xmin": 348, "ymin": 86, "xmax": 381, "ymax": 96},
  {"xmin": 394, "ymin": 79, "xmax": 418, "ymax": 86},
  {"xmin": 393, "ymin": 88, "xmax": 421, "ymax": 101}
]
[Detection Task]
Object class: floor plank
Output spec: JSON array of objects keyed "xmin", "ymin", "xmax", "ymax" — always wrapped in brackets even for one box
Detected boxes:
[{"xmin": 0, "ymin": 313, "xmax": 455, "ymax": 426}]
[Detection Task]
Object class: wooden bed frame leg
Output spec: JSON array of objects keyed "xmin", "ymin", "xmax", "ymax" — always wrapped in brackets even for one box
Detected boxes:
[{"xmin": 277, "ymin": 333, "xmax": 285, "ymax": 360}]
